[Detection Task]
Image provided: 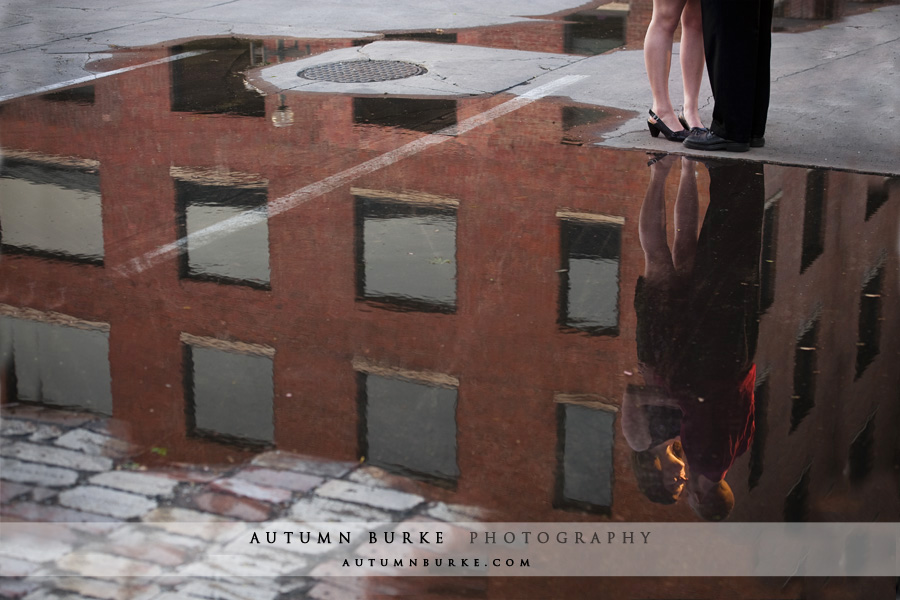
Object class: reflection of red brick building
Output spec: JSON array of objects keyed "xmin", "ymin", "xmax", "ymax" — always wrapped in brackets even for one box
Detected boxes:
[
  {"xmin": 729, "ymin": 166, "xmax": 900, "ymax": 524},
  {"xmin": 0, "ymin": 42, "xmax": 665, "ymax": 523},
  {"xmin": 1, "ymin": 34, "xmax": 898, "ymax": 599}
]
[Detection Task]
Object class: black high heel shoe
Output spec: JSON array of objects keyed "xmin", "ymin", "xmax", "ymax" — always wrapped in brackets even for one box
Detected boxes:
[
  {"xmin": 646, "ymin": 152, "xmax": 668, "ymax": 167},
  {"xmin": 647, "ymin": 109, "xmax": 688, "ymax": 142}
]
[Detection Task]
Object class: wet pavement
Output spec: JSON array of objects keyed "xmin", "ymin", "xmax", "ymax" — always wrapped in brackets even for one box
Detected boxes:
[{"xmin": 2, "ymin": 1, "xmax": 900, "ymax": 599}]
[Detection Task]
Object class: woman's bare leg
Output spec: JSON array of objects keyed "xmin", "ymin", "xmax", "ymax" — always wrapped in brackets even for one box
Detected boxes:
[
  {"xmin": 640, "ymin": 154, "xmax": 678, "ymax": 283},
  {"xmin": 672, "ymin": 157, "xmax": 699, "ymax": 273},
  {"xmin": 644, "ymin": 0, "xmax": 689, "ymax": 131},
  {"xmin": 679, "ymin": 0, "xmax": 705, "ymax": 129}
]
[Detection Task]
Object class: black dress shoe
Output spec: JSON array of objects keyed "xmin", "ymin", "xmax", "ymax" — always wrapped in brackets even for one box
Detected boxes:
[
  {"xmin": 750, "ymin": 136, "xmax": 765, "ymax": 148},
  {"xmin": 683, "ymin": 128, "xmax": 750, "ymax": 152}
]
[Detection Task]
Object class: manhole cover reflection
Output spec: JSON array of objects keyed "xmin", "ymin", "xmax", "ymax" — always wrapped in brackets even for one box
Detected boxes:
[{"xmin": 298, "ymin": 60, "xmax": 427, "ymax": 83}]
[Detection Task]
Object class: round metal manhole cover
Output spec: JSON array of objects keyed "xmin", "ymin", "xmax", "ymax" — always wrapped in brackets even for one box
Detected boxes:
[{"xmin": 298, "ymin": 60, "xmax": 427, "ymax": 83}]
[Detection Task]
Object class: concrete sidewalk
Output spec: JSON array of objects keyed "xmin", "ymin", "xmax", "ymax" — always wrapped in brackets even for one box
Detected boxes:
[{"xmin": 1, "ymin": 1, "xmax": 898, "ymax": 174}]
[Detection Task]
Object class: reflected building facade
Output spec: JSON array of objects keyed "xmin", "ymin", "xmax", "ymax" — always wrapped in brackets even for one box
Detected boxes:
[{"xmin": 0, "ymin": 33, "xmax": 898, "ymax": 598}]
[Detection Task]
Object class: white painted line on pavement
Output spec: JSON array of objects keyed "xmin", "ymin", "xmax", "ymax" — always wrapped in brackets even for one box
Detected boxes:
[
  {"xmin": 0, "ymin": 51, "xmax": 209, "ymax": 104},
  {"xmin": 117, "ymin": 74, "xmax": 587, "ymax": 277}
]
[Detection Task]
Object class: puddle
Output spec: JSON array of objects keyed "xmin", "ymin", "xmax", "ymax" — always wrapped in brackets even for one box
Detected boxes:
[{"xmin": 0, "ymin": 31, "xmax": 898, "ymax": 599}]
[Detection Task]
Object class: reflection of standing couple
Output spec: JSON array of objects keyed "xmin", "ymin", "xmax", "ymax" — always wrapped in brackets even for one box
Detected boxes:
[{"xmin": 623, "ymin": 155, "xmax": 765, "ymax": 520}]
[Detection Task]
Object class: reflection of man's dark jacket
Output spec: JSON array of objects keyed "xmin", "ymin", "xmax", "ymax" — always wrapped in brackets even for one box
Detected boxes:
[{"xmin": 635, "ymin": 162, "xmax": 765, "ymax": 481}]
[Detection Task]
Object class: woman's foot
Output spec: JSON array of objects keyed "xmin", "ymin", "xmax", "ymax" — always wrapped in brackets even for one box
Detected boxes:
[
  {"xmin": 678, "ymin": 108, "xmax": 704, "ymax": 130},
  {"xmin": 648, "ymin": 109, "xmax": 689, "ymax": 142}
]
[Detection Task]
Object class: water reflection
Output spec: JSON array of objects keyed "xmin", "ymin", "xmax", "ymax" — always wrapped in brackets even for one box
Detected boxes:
[
  {"xmin": 0, "ymin": 38, "xmax": 897, "ymax": 534},
  {"xmin": 184, "ymin": 336, "xmax": 275, "ymax": 446},
  {"xmin": 170, "ymin": 38, "xmax": 266, "ymax": 117},
  {"xmin": 624, "ymin": 156, "xmax": 764, "ymax": 520},
  {"xmin": 173, "ymin": 168, "xmax": 271, "ymax": 288},
  {"xmin": 0, "ymin": 310, "xmax": 113, "ymax": 415},
  {"xmin": 0, "ymin": 156, "xmax": 103, "ymax": 264},
  {"xmin": 356, "ymin": 361, "xmax": 460, "ymax": 487},
  {"xmin": 353, "ymin": 98, "xmax": 457, "ymax": 134},
  {"xmin": 355, "ymin": 191, "xmax": 458, "ymax": 313},
  {"xmin": 558, "ymin": 213, "xmax": 622, "ymax": 334}
]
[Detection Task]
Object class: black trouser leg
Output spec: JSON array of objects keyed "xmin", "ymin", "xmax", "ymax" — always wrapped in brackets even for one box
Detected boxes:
[
  {"xmin": 751, "ymin": 0, "xmax": 774, "ymax": 139},
  {"xmin": 701, "ymin": 0, "xmax": 773, "ymax": 143}
]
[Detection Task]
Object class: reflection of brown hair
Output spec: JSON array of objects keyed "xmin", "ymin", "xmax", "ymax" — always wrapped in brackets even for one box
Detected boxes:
[
  {"xmin": 630, "ymin": 442, "xmax": 683, "ymax": 505},
  {"xmin": 691, "ymin": 481, "xmax": 735, "ymax": 521}
]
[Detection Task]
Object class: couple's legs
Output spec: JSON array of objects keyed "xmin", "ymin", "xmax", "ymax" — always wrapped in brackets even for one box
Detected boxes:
[{"xmin": 644, "ymin": 0, "xmax": 704, "ymax": 130}]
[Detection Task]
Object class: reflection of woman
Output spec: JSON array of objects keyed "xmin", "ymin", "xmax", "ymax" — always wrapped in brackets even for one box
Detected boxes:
[
  {"xmin": 623, "ymin": 154, "xmax": 695, "ymax": 505},
  {"xmin": 644, "ymin": 0, "xmax": 705, "ymax": 141},
  {"xmin": 623, "ymin": 154, "xmax": 765, "ymax": 520}
]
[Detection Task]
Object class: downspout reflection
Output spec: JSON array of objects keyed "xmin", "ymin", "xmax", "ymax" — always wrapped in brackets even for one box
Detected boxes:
[{"xmin": 622, "ymin": 154, "xmax": 766, "ymax": 520}]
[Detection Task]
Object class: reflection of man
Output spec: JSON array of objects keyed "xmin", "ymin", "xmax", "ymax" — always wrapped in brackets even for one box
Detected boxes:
[{"xmin": 623, "ymin": 155, "xmax": 765, "ymax": 520}]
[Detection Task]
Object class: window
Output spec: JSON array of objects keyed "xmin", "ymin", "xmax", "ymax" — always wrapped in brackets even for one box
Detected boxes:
[
  {"xmin": 42, "ymin": 85, "xmax": 95, "ymax": 105},
  {"xmin": 173, "ymin": 169, "xmax": 270, "ymax": 289},
  {"xmin": 356, "ymin": 362, "xmax": 459, "ymax": 486},
  {"xmin": 760, "ymin": 193, "xmax": 781, "ymax": 313},
  {"xmin": 855, "ymin": 266, "xmax": 884, "ymax": 379},
  {"xmin": 562, "ymin": 12, "xmax": 625, "ymax": 56},
  {"xmin": 784, "ymin": 466, "xmax": 811, "ymax": 522},
  {"xmin": 561, "ymin": 106, "xmax": 611, "ymax": 145},
  {"xmin": 848, "ymin": 415, "xmax": 875, "ymax": 485},
  {"xmin": 0, "ymin": 158, "xmax": 103, "ymax": 264},
  {"xmin": 383, "ymin": 32, "xmax": 458, "ymax": 44},
  {"xmin": 865, "ymin": 177, "xmax": 891, "ymax": 220},
  {"xmin": 0, "ymin": 311, "xmax": 112, "ymax": 415},
  {"xmin": 748, "ymin": 378, "xmax": 770, "ymax": 490},
  {"xmin": 170, "ymin": 39, "xmax": 265, "ymax": 117},
  {"xmin": 800, "ymin": 170, "xmax": 827, "ymax": 273},
  {"xmin": 555, "ymin": 399, "xmax": 616, "ymax": 514},
  {"xmin": 558, "ymin": 212, "xmax": 623, "ymax": 335},
  {"xmin": 184, "ymin": 336, "xmax": 274, "ymax": 446},
  {"xmin": 355, "ymin": 190, "xmax": 457, "ymax": 313},
  {"xmin": 353, "ymin": 98, "xmax": 457, "ymax": 134},
  {"xmin": 790, "ymin": 318, "xmax": 819, "ymax": 433}
]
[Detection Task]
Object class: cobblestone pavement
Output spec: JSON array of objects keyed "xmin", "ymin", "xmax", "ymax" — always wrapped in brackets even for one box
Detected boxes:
[{"xmin": 0, "ymin": 404, "xmax": 484, "ymax": 600}]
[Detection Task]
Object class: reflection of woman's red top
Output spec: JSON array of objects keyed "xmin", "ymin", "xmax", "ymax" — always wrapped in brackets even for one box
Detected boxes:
[
  {"xmin": 635, "ymin": 274, "xmax": 757, "ymax": 481},
  {"xmin": 678, "ymin": 364, "xmax": 756, "ymax": 481}
]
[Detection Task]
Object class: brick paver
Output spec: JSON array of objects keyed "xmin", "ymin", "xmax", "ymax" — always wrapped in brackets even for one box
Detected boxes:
[
  {"xmin": 193, "ymin": 492, "xmax": 272, "ymax": 522},
  {"xmin": 54, "ymin": 577, "xmax": 160, "ymax": 600},
  {"xmin": 89, "ymin": 471, "xmax": 179, "ymax": 498},
  {"xmin": 176, "ymin": 580, "xmax": 283, "ymax": 600},
  {"xmin": 55, "ymin": 429, "xmax": 133, "ymax": 458},
  {"xmin": 234, "ymin": 467, "xmax": 324, "ymax": 493},
  {"xmin": 0, "ymin": 419, "xmax": 38, "ymax": 437},
  {"xmin": 0, "ymin": 501, "xmax": 120, "ymax": 523},
  {"xmin": 289, "ymin": 495, "xmax": 393, "ymax": 523},
  {"xmin": 314, "ymin": 480, "xmax": 424, "ymax": 512},
  {"xmin": 0, "ymin": 457, "xmax": 79, "ymax": 487},
  {"xmin": 250, "ymin": 452, "xmax": 354, "ymax": 479},
  {"xmin": 58, "ymin": 486, "xmax": 157, "ymax": 519},
  {"xmin": 209, "ymin": 477, "xmax": 293, "ymax": 505},
  {"xmin": 0, "ymin": 480, "xmax": 33, "ymax": 503},
  {"xmin": 0, "ymin": 442, "xmax": 113, "ymax": 472},
  {"xmin": 0, "ymin": 556, "xmax": 41, "ymax": 577},
  {"xmin": 57, "ymin": 551, "xmax": 163, "ymax": 578}
]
